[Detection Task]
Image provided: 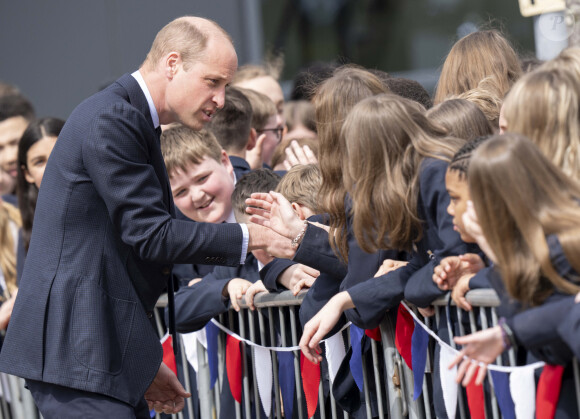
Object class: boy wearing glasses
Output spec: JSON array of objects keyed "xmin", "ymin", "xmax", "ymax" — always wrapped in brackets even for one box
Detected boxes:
[{"xmin": 237, "ymin": 88, "xmax": 284, "ymax": 168}]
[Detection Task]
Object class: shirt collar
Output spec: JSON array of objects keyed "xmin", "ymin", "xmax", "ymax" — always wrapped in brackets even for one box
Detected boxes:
[{"xmin": 131, "ymin": 70, "xmax": 160, "ymax": 129}]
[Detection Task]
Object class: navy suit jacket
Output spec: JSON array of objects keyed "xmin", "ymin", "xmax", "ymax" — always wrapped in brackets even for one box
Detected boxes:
[{"xmin": 0, "ymin": 74, "xmax": 245, "ymax": 406}]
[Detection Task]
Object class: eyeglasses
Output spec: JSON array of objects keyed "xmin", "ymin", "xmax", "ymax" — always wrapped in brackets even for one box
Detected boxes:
[{"xmin": 257, "ymin": 127, "xmax": 284, "ymax": 141}]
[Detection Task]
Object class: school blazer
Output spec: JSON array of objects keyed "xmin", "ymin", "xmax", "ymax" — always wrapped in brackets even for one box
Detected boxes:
[{"xmin": 0, "ymin": 74, "xmax": 244, "ymax": 406}]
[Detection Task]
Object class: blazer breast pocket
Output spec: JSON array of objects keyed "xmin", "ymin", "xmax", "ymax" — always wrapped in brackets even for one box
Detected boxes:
[{"xmin": 71, "ymin": 277, "xmax": 137, "ymax": 375}]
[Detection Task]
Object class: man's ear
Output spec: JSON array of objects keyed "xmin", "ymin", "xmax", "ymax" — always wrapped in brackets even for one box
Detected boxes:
[
  {"xmin": 164, "ymin": 52, "xmax": 181, "ymax": 79},
  {"xmin": 246, "ymin": 128, "xmax": 257, "ymax": 151}
]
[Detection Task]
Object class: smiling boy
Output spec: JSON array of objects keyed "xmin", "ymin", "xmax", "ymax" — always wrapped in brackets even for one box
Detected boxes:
[{"xmin": 161, "ymin": 125, "xmax": 235, "ymax": 224}]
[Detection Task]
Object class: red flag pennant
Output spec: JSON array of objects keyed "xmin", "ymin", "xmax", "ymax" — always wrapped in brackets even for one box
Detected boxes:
[
  {"xmin": 160, "ymin": 333, "xmax": 177, "ymax": 375},
  {"xmin": 300, "ymin": 352, "xmax": 321, "ymax": 418},
  {"xmin": 226, "ymin": 335, "xmax": 243, "ymax": 403},
  {"xmin": 536, "ymin": 364, "xmax": 564, "ymax": 419},
  {"xmin": 365, "ymin": 326, "xmax": 382, "ymax": 342},
  {"xmin": 466, "ymin": 367, "xmax": 486, "ymax": 419},
  {"xmin": 395, "ymin": 303, "xmax": 415, "ymax": 369}
]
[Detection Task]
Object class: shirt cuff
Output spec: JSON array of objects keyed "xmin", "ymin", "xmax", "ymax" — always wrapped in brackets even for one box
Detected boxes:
[{"xmin": 239, "ymin": 223, "xmax": 249, "ymax": 264}]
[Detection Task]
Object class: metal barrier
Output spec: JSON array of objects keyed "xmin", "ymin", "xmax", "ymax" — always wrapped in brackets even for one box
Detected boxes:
[{"xmin": 0, "ymin": 288, "xmax": 579, "ymax": 418}]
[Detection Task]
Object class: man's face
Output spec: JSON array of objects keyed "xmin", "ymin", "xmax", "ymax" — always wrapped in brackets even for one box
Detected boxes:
[
  {"xmin": 169, "ymin": 151, "xmax": 235, "ymax": 223},
  {"xmin": 0, "ymin": 116, "xmax": 28, "ymax": 179},
  {"xmin": 164, "ymin": 37, "xmax": 238, "ymax": 130}
]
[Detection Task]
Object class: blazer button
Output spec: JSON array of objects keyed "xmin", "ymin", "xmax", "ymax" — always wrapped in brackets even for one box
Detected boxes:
[
  {"xmin": 162, "ymin": 267, "xmax": 171, "ymax": 275},
  {"xmin": 147, "ymin": 311, "xmax": 153, "ymax": 319}
]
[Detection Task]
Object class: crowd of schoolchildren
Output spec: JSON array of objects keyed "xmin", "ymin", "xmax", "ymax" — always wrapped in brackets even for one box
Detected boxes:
[{"xmin": 2, "ymin": 27, "xmax": 580, "ymax": 418}]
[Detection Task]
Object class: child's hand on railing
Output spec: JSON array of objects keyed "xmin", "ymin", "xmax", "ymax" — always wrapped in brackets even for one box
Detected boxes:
[
  {"xmin": 451, "ymin": 274, "xmax": 474, "ymax": 311},
  {"xmin": 225, "ymin": 278, "xmax": 253, "ymax": 312},
  {"xmin": 244, "ymin": 280, "xmax": 269, "ymax": 310},
  {"xmin": 278, "ymin": 264, "xmax": 320, "ymax": 293}
]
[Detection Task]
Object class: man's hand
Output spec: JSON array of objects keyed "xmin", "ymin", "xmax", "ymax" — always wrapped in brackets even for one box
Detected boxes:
[
  {"xmin": 278, "ymin": 264, "xmax": 320, "ymax": 294},
  {"xmin": 145, "ymin": 362, "xmax": 191, "ymax": 414}
]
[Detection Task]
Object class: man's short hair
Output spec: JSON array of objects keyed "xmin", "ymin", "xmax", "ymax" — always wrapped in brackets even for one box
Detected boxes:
[
  {"xmin": 0, "ymin": 93, "xmax": 35, "ymax": 123},
  {"xmin": 208, "ymin": 87, "xmax": 252, "ymax": 154},
  {"xmin": 143, "ymin": 17, "xmax": 232, "ymax": 71},
  {"xmin": 236, "ymin": 88, "xmax": 277, "ymax": 131},
  {"xmin": 232, "ymin": 168, "xmax": 281, "ymax": 219},
  {"xmin": 161, "ymin": 125, "xmax": 222, "ymax": 175}
]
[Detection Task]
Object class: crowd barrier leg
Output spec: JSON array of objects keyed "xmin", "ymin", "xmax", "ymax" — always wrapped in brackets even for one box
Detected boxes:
[
  {"xmin": 196, "ymin": 338, "xmax": 214, "ymax": 419},
  {"xmin": 265, "ymin": 306, "xmax": 283, "ymax": 419},
  {"xmin": 379, "ymin": 314, "xmax": 408, "ymax": 418}
]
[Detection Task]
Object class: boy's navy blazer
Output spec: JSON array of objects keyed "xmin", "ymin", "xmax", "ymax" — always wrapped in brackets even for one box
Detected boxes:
[{"xmin": 0, "ymin": 74, "xmax": 245, "ymax": 407}]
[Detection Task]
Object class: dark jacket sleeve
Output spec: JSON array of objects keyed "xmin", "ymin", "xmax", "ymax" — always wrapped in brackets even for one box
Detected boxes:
[
  {"xmin": 260, "ymin": 258, "xmax": 297, "ymax": 292},
  {"xmin": 293, "ymin": 215, "xmax": 347, "ymax": 278}
]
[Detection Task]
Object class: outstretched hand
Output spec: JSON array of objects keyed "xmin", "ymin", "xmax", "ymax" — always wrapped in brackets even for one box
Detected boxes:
[
  {"xmin": 299, "ymin": 291, "xmax": 354, "ymax": 364},
  {"xmin": 283, "ymin": 140, "xmax": 318, "ymax": 170},
  {"xmin": 145, "ymin": 362, "xmax": 191, "ymax": 414},
  {"xmin": 246, "ymin": 191, "xmax": 305, "ymax": 240},
  {"xmin": 449, "ymin": 326, "xmax": 504, "ymax": 386}
]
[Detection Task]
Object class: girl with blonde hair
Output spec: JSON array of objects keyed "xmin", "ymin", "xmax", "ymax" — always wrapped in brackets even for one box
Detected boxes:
[
  {"xmin": 434, "ymin": 30, "xmax": 522, "ymax": 106},
  {"xmin": 426, "ymin": 98, "xmax": 494, "ymax": 141},
  {"xmin": 501, "ymin": 68, "xmax": 580, "ymax": 180}
]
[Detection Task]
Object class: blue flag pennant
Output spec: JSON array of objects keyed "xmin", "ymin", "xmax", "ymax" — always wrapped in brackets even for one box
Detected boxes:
[
  {"xmin": 490, "ymin": 370, "xmax": 515, "ymax": 419},
  {"xmin": 411, "ymin": 319, "xmax": 430, "ymax": 400},
  {"xmin": 349, "ymin": 325, "xmax": 365, "ymax": 391},
  {"xmin": 205, "ymin": 322, "xmax": 220, "ymax": 389},
  {"xmin": 278, "ymin": 351, "xmax": 295, "ymax": 419}
]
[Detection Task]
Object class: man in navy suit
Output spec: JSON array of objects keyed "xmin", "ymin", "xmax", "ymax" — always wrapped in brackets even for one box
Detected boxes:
[{"xmin": 0, "ymin": 16, "xmax": 289, "ymax": 418}]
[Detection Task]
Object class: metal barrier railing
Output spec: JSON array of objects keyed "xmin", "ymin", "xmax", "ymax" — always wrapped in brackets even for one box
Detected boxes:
[{"xmin": 0, "ymin": 288, "xmax": 578, "ymax": 418}]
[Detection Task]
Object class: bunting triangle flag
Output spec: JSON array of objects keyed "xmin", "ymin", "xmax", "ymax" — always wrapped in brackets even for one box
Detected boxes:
[
  {"xmin": 365, "ymin": 326, "xmax": 382, "ymax": 342},
  {"xmin": 226, "ymin": 335, "xmax": 243, "ymax": 403},
  {"xmin": 395, "ymin": 303, "xmax": 415, "ymax": 370},
  {"xmin": 490, "ymin": 370, "xmax": 515, "ymax": 419},
  {"xmin": 301, "ymin": 352, "xmax": 321, "ymax": 418},
  {"xmin": 253, "ymin": 346, "xmax": 273, "ymax": 416},
  {"xmin": 439, "ymin": 345, "xmax": 458, "ymax": 419},
  {"xmin": 510, "ymin": 365, "xmax": 536, "ymax": 419},
  {"xmin": 411, "ymin": 319, "xmax": 430, "ymax": 400},
  {"xmin": 206, "ymin": 322, "xmax": 220, "ymax": 389},
  {"xmin": 181, "ymin": 330, "xmax": 202, "ymax": 373},
  {"xmin": 160, "ymin": 332, "xmax": 177, "ymax": 375},
  {"xmin": 278, "ymin": 352, "xmax": 295, "ymax": 419},
  {"xmin": 536, "ymin": 364, "xmax": 564, "ymax": 419},
  {"xmin": 349, "ymin": 325, "xmax": 365, "ymax": 391},
  {"xmin": 325, "ymin": 332, "xmax": 346, "ymax": 384},
  {"xmin": 465, "ymin": 367, "xmax": 485, "ymax": 419}
]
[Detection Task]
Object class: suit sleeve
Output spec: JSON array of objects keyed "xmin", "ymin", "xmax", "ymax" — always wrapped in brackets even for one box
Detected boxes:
[{"xmin": 82, "ymin": 104, "xmax": 243, "ymax": 265}]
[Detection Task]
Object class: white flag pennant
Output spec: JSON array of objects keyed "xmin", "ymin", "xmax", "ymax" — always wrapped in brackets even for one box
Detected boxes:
[
  {"xmin": 439, "ymin": 346, "xmax": 458, "ymax": 419},
  {"xmin": 181, "ymin": 330, "xmax": 207, "ymax": 373},
  {"xmin": 510, "ymin": 365, "xmax": 536, "ymax": 419},
  {"xmin": 324, "ymin": 332, "xmax": 346, "ymax": 385},
  {"xmin": 253, "ymin": 346, "xmax": 273, "ymax": 415}
]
